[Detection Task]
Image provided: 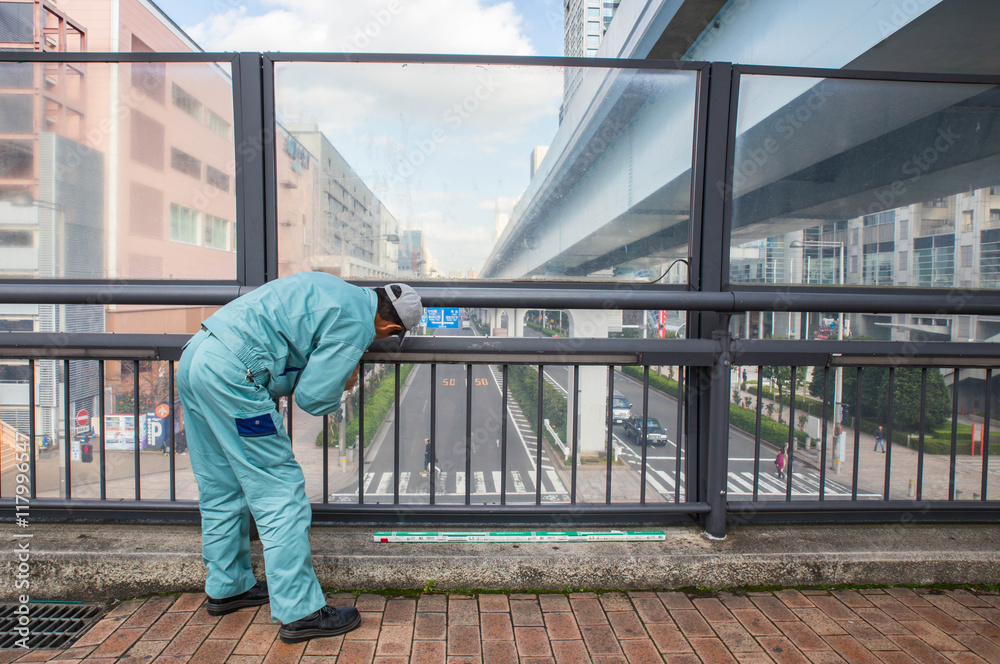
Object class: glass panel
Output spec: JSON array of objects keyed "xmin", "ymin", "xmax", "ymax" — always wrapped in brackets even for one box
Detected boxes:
[
  {"xmin": 274, "ymin": 62, "xmax": 696, "ymax": 284},
  {"xmin": 730, "ymin": 75, "xmax": 1000, "ymax": 292},
  {"xmin": 0, "ymin": 61, "xmax": 236, "ymax": 282}
]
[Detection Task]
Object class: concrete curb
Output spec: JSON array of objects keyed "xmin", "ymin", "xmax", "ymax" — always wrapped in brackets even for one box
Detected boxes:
[{"xmin": 4, "ymin": 522, "xmax": 999, "ymax": 602}]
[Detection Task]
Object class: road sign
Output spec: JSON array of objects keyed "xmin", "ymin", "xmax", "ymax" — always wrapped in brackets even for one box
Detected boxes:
[
  {"xmin": 155, "ymin": 403, "xmax": 169, "ymax": 418},
  {"xmin": 425, "ymin": 307, "xmax": 460, "ymax": 329},
  {"xmin": 76, "ymin": 409, "xmax": 89, "ymax": 427}
]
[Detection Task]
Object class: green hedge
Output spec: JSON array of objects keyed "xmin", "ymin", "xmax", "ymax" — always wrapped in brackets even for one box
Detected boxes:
[
  {"xmin": 744, "ymin": 381, "xmax": 825, "ymax": 417},
  {"xmin": 621, "ymin": 366, "xmax": 680, "ymax": 398},
  {"xmin": 315, "ymin": 364, "xmax": 414, "ymax": 447},
  {"xmin": 524, "ymin": 321, "xmax": 561, "ymax": 337},
  {"xmin": 507, "ymin": 365, "xmax": 567, "ymax": 446}
]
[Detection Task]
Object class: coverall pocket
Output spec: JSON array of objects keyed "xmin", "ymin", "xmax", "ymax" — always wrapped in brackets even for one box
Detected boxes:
[{"xmin": 234, "ymin": 412, "xmax": 293, "ymax": 468}]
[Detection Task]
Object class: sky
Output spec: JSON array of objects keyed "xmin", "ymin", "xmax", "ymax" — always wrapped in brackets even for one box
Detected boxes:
[{"xmin": 151, "ymin": 0, "xmax": 569, "ymax": 276}]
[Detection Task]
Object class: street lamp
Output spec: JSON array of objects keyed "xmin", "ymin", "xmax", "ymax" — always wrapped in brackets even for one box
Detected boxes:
[{"xmin": 790, "ymin": 238, "xmax": 846, "ymax": 472}]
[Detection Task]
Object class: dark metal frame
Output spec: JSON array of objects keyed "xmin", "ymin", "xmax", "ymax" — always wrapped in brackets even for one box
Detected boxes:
[{"xmin": 1, "ymin": 53, "xmax": 999, "ymax": 535}]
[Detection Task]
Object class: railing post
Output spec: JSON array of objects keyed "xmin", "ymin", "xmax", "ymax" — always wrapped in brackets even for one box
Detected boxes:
[{"xmin": 705, "ymin": 330, "xmax": 732, "ymax": 538}]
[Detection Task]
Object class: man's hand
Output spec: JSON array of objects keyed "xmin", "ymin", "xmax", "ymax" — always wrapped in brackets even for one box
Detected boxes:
[{"xmin": 345, "ymin": 365, "xmax": 360, "ymax": 392}]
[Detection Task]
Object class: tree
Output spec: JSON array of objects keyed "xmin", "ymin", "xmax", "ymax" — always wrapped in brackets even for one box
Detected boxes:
[
  {"xmin": 877, "ymin": 367, "xmax": 951, "ymax": 431},
  {"xmin": 761, "ymin": 366, "xmax": 807, "ymax": 422}
]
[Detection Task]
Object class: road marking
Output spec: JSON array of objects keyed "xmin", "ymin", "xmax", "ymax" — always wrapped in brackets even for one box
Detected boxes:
[
  {"xmin": 456, "ymin": 471, "xmax": 466, "ymax": 493},
  {"xmin": 546, "ymin": 469, "xmax": 566, "ymax": 494},
  {"xmin": 398, "ymin": 471, "xmax": 410, "ymax": 494},
  {"xmin": 492, "ymin": 471, "xmax": 502, "ymax": 492},
  {"xmin": 474, "ymin": 471, "xmax": 486, "ymax": 494},
  {"xmin": 363, "ymin": 472, "xmax": 375, "ymax": 493},
  {"xmin": 376, "ymin": 472, "xmax": 394, "ymax": 495},
  {"xmin": 511, "ymin": 470, "xmax": 527, "ymax": 494}
]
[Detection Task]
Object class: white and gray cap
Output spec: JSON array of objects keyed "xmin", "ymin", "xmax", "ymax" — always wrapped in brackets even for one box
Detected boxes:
[{"xmin": 385, "ymin": 283, "xmax": 423, "ymax": 345}]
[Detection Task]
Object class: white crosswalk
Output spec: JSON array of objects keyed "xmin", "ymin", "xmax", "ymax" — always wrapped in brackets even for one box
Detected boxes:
[{"xmin": 344, "ymin": 469, "xmax": 568, "ymax": 499}]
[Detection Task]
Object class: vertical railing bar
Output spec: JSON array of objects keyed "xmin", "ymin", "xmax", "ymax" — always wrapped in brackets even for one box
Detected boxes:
[
  {"xmin": 356, "ymin": 362, "xmax": 365, "ymax": 505},
  {"xmin": 819, "ymin": 366, "xmax": 829, "ymax": 502},
  {"xmin": 640, "ymin": 366, "xmax": 650, "ymax": 505},
  {"xmin": 675, "ymin": 366, "xmax": 685, "ymax": 504},
  {"xmin": 167, "ymin": 361, "xmax": 175, "ymax": 502},
  {"xmin": 465, "ymin": 363, "xmax": 472, "ymax": 506},
  {"xmin": 917, "ymin": 368, "xmax": 928, "ymax": 501},
  {"xmin": 132, "ymin": 360, "xmax": 140, "ymax": 501},
  {"xmin": 394, "ymin": 363, "xmax": 401, "ymax": 505},
  {"xmin": 785, "ymin": 366, "xmax": 797, "ymax": 501},
  {"xmin": 982, "ymin": 368, "xmax": 992, "ymax": 501},
  {"xmin": 98, "ymin": 361, "xmax": 107, "ymax": 501},
  {"xmin": 605, "ymin": 365, "xmax": 614, "ymax": 505},
  {"xmin": 949, "ymin": 366, "xmax": 960, "ymax": 501},
  {"xmin": 500, "ymin": 364, "xmax": 507, "ymax": 506},
  {"xmin": 430, "ymin": 364, "xmax": 437, "ymax": 506},
  {"xmin": 28, "ymin": 358, "xmax": 36, "ymax": 499},
  {"xmin": 852, "ymin": 367, "xmax": 862, "ymax": 501},
  {"xmin": 753, "ymin": 365, "xmax": 763, "ymax": 502},
  {"xmin": 357, "ymin": 363, "xmax": 364, "ymax": 505},
  {"xmin": 322, "ymin": 413, "xmax": 329, "ymax": 504},
  {"xmin": 884, "ymin": 367, "xmax": 895, "ymax": 501},
  {"xmin": 63, "ymin": 359, "xmax": 72, "ymax": 500},
  {"xmin": 535, "ymin": 364, "xmax": 544, "ymax": 506},
  {"xmin": 570, "ymin": 365, "xmax": 579, "ymax": 505}
]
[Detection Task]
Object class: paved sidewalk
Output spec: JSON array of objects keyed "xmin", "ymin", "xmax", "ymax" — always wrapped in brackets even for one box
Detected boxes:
[{"xmin": 6, "ymin": 587, "xmax": 1000, "ymax": 663}]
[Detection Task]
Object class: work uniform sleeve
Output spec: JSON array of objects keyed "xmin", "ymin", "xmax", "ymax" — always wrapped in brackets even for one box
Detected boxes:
[{"xmin": 293, "ymin": 338, "xmax": 366, "ymax": 416}]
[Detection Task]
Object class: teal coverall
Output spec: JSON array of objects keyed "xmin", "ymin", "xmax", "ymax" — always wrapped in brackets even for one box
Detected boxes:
[{"xmin": 176, "ymin": 272, "xmax": 376, "ymax": 624}]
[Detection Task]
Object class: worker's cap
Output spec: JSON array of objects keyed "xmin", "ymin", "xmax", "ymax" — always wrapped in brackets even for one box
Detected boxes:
[{"xmin": 385, "ymin": 283, "xmax": 423, "ymax": 345}]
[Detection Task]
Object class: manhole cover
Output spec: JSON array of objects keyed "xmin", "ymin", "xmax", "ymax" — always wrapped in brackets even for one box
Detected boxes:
[{"xmin": 0, "ymin": 604, "xmax": 103, "ymax": 649}]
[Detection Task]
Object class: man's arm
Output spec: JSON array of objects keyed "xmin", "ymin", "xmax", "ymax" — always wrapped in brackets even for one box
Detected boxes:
[{"xmin": 294, "ymin": 340, "xmax": 365, "ymax": 416}]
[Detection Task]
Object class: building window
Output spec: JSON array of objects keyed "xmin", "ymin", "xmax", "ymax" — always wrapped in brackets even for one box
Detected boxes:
[
  {"xmin": 588, "ymin": 20, "xmax": 601, "ymax": 33},
  {"xmin": 899, "ymin": 250, "xmax": 908, "ymax": 270},
  {"xmin": 170, "ymin": 147, "xmax": 201, "ymax": 179},
  {"xmin": 586, "ymin": 34, "xmax": 600, "ymax": 46},
  {"xmin": 0, "ymin": 3, "xmax": 34, "ymax": 43},
  {"xmin": 130, "ymin": 111, "xmax": 165, "ymax": 170},
  {"xmin": 587, "ymin": 7, "xmax": 600, "ymax": 17},
  {"xmin": 128, "ymin": 182, "xmax": 163, "ymax": 238},
  {"xmin": 0, "ymin": 229, "xmax": 33, "ymax": 247},
  {"xmin": 961, "ymin": 244, "xmax": 973, "ymax": 268},
  {"xmin": 204, "ymin": 215, "xmax": 230, "ymax": 250},
  {"xmin": 913, "ymin": 235, "xmax": 955, "ymax": 287},
  {"xmin": 130, "ymin": 36, "xmax": 165, "ymax": 104},
  {"xmin": 862, "ymin": 243, "xmax": 894, "ymax": 286},
  {"xmin": 0, "ymin": 94, "xmax": 31, "ymax": 133},
  {"xmin": 899, "ymin": 219, "xmax": 908, "ymax": 240},
  {"xmin": 990, "ymin": 185, "xmax": 1000, "ymax": 195},
  {"xmin": 981, "ymin": 229, "xmax": 1000, "ymax": 288},
  {"xmin": 205, "ymin": 109, "xmax": 232, "ymax": 141},
  {"xmin": 962, "ymin": 210, "xmax": 973, "ymax": 232},
  {"xmin": 169, "ymin": 203, "xmax": 199, "ymax": 244},
  {"xmin": 206, "ymin": 165, "xmax": 230, "ymax": 192},
  {"xmin": 926, "ymin": 197, "xmax": 948, "ymax": 208},
  {"xmin": 171, "ymin": 83, "xmax": 202, "ymax": 121},
  {"xmin": 851, "ymin": 255, "xmax": 858, "ymax": 273}
]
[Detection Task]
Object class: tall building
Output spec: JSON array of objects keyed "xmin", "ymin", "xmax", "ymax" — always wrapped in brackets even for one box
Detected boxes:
[{"xmin": 562, "ymin": 0, "xmax": 620, "ymax": 115}]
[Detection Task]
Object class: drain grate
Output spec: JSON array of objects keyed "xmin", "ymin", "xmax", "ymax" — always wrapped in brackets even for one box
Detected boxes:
[{"xmin": 0, "ymin": 604, "xmax": 103, "ymax": 649}]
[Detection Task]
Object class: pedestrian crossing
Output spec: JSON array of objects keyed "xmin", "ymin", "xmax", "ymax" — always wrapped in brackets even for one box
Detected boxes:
[
  {"xmin": 726, "ymin": 469, "xmax": 880, "ymax": 498},
  {"xmin": 328, "ymin": 469, "xmax": 570, "ymax": 500}
]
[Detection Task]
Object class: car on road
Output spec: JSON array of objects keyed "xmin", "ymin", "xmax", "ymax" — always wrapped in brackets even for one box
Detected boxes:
[
  {"xmin": 622, "ymin": 414, "xmax": 669, "ymax": 446},
  {"xmin": 612, "ymin": 392, "xmax": 632, "ymax": 424}
]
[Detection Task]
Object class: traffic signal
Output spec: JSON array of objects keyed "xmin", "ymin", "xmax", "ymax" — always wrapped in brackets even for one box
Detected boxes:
[{"xmin": 81, "ymin": 442, "xmax": 93, "ymax": 463}]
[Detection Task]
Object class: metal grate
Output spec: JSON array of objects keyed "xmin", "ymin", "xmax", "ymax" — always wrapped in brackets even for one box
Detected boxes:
[{"xmin": 0, "ymin": 604, "xmax": 103, "ymax": 649}]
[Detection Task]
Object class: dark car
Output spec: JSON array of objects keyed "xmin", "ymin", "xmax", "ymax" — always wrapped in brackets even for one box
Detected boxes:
[{"xmin": 623, "ymin": 415, "xmax": 669, "ymax": 446}]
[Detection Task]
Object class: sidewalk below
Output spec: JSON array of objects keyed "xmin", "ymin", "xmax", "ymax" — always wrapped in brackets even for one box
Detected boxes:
[{"xmin": 5, "ymin": 586, "xmax": 1000, "ymax": 663}]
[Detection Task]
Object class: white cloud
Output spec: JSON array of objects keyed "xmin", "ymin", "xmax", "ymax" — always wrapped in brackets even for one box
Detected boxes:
[{"xmin": 188, "ymin": 0, "xmax": 534, "ymax": 55}]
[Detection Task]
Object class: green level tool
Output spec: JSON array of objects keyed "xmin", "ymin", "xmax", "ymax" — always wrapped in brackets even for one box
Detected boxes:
[{"xmin": 374, "ymin": 530, "xmax": 666, "ymax": 543}]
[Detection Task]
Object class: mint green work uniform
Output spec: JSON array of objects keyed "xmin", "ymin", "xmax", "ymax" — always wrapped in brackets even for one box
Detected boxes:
[{"xmin": 176, "ymin": 272, "xmax": 376, "ymax": 624}]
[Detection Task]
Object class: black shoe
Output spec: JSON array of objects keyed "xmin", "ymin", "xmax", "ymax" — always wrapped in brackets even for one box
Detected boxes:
[
  {"xmin": 206, "ymin": 580, "xmax": 269, "ymax": 616},
  {"xmin": 279, "ymin": 605, "xmax": 362, "ymax": 643}
]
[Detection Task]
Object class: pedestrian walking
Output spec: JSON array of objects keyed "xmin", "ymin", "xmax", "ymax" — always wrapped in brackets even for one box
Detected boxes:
[
  {"xmin": 421, "ymin": 437, "xmax": 438, "ymax": 477},
  {"xmin": 775, "ymin": 447, "xmax": 787, "ymax": 480},
  {"xmin": 177, "ymin": 273, "xmax": 422, "ymax": 643},
  {"xmin": 873, "ymin": 425, "xmax": 886, "ymax": 453}
]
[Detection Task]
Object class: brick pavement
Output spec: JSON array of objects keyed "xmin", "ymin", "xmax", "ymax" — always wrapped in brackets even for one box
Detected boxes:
[{"xmin": 4, "ymin": 587, "xmax": 1000, "ymax": 663}]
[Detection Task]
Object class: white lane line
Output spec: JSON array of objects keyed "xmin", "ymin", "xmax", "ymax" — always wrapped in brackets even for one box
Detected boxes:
[
  {"xmin": 511, "ymin": 470, "xmax": 527, "ymax": 494},
  {"xmin": 474, "ymin": 471, "xmax": 486, "ymax": 494},
  {"xmin": 398, "ymin": 471, "xmax": 410, "ymax": 494},
  {"xmin": 492, "ymin": 471, "xmax": 502, "ymax": 493},
  {"xmin": 376, "ymin": 472, "xmax": 393, "ymax": 495}
]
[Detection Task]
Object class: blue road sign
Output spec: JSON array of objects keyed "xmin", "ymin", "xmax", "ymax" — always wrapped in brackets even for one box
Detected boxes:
[{"xmin": 426, "ymin": 307, "xmax": 460, "ymax": 329}]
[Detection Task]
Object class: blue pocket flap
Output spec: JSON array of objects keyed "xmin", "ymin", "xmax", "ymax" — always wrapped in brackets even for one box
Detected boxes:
[{"xmin": 235, "ymin": 414, "xmax": 277, "ymax": 438}]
